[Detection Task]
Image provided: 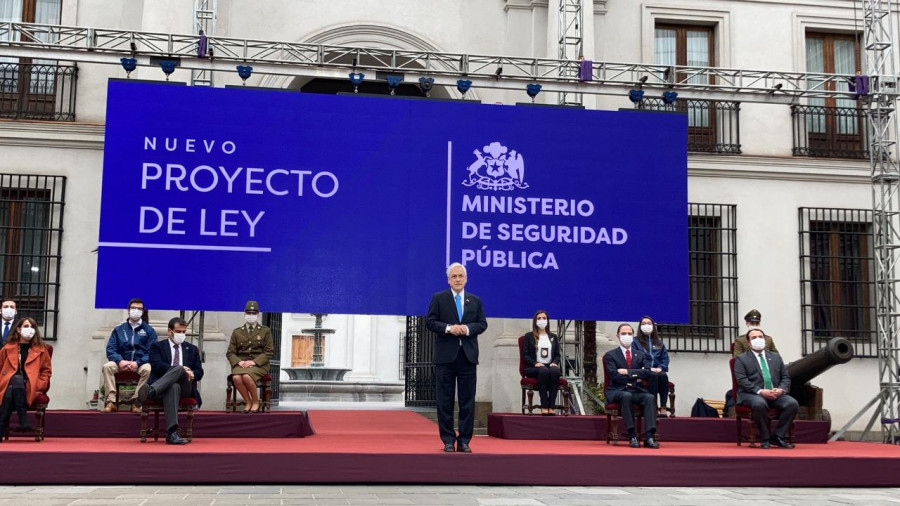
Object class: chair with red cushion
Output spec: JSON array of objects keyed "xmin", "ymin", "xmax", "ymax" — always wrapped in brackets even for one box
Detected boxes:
[
  {"xmin": 602, "ymin": 364, "xmax": 647, "ymax": 444},
  {"xmin": 140, "ymin": 381, "xmax": 199, "ymax": 443},
  {"xmin": 729, "ymin": 357, "xmax": 794, "ymax": 447},
  {"xmin": 225, "ymin": 374, "xmax": 272, "ymax": 412},
  {"xmin": 518, "ymin": 336, "xmax": 570, "ymax": 415},
  {"xmin": 3, "ymin": 345, "xmax": 52, "ymax": 442}
]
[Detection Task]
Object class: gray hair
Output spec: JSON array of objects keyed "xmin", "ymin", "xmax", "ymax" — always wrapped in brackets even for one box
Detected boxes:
[{"xmin": 446, "ymin": 262, "xmax": 467, "ymax": 277}]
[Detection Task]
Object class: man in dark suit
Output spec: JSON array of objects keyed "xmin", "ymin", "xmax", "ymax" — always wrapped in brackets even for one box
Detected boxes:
[
  {"xmin": 1, "ymin": 299, "xmax": 17, "ymax": 345},
  {"xmin": 603, "ymin": 323, "xmax": 659, "ymax": 448},
  {"xmin": 135, "ymin": 317, "xmax": 204, "ymax": 445},
  {"xmin": 426, "ymin": 262, "xmax": 487, "ymax": 453},
  {"xmin": 734, "ymin": 328, "xmax": 798, "ymax": 449}
]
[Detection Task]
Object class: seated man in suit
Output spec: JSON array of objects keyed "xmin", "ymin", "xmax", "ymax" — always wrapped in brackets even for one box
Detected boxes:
[
  {"xmin": 733, "ymin": 328, "xmax": 798, "ymax": 449},
  {"xmin": 135, "ymin": 317, "xmax": 203, "ymax": 445},
  {"xmin": 603, "ymin": 323, "xmax": 659, "ymax": 449},
  {"xmin": 733, "ymin": 309, "xmax": 778, "ymax": 357}
]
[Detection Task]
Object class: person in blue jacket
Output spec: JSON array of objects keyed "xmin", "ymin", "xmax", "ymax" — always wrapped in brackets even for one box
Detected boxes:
[
  {"xmin": 100, "ymin": 298, "xmax": 158, "ymax": 413},
  {"xmin": 632, "ymin": 315, "xmax": 671, "ymax": 418}
]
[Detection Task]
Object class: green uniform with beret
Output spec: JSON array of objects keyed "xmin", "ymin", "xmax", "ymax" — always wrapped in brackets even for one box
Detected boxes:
[{"xmin": 732, "ymin": 309, "xmax": 778, "ymax": 357}]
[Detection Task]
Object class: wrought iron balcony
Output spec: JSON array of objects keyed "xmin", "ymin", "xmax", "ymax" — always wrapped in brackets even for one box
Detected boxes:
[
  {"xmin": 636, "ymin": 98, "xmax": 741, "ymax": 154},
  {"xmin": 791, "ymin": 104, "xmax": 868, "ymax": 159},
  {"xmin": 0, "ymin": 62, "xmax": 77, "ymax": 121}
]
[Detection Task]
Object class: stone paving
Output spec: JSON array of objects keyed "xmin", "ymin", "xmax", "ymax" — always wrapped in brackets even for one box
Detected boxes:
[{"xmin": 0, "ymin": 486, "xmax": 898, "ymax": 506}]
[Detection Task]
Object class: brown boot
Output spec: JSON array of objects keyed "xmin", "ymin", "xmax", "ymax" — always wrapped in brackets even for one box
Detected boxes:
[
  {"xmin": 102, "ymin": 402, "xmax": 117, "ymax": 413},
  {"xmin": 131, "ymin": 404, "xmax": 142, "ymax": 414}
]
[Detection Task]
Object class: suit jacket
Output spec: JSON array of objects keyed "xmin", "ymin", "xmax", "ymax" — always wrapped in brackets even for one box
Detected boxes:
[
  {"xmin": 426, "ymin": 289, "xmax": 487, "ymax": 364},
  {"xmin": 522, "ymin": 332, "xmax": 560, "ymax": 368},
  {"xmin": 733, "ymin": 349, "xmax": 791, "ymax": 404},
  {"xmin": 733, "ymin": 333, "xmax": 777, "ymax": 357},
  {"xmin": 227, "ymin": 324, "xmax": 273, "ymax": 367},
  {"xmin": 0, "ymin": 341, "xmax": 51, "ymax": 406},
  {"xmin": 603, "ymin": 346, "xmax": 651, "ymax": 403},
  {"xmin": 149, "ymin": 338, "xmax": 204, "ymax": 406}
]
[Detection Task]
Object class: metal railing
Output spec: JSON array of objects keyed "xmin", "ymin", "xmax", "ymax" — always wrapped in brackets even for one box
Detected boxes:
[
  {"xmin": 638, "ymin": 98, "xmax": 741, "ymax": 154},
  {"xmin": 0, "ymin": 62, "xmax": 77, "ymax": 121},
  {"xmin": 791, "ymin": 104, "xmax": 868, "ymax": 159}
]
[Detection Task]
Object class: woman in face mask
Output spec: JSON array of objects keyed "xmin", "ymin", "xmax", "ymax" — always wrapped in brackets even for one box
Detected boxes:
[
  {"xmin": 0, "ymin": 317, "xmax": 52, "ymax": 439},
  {"xmin": 521, "ymin": 310, "xmax": 562, "ymax": 415},
  {"xmin": 632, "ymin": 316, "xmax": 672, "ymax": 418},
  {"xmin": 226, "ymin": 301, "xmax": 273, "ymax": 413}
]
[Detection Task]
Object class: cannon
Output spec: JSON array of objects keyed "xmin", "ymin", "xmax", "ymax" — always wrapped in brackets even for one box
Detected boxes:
[{"xmin": 786, "ymin": 337, "xmax": 854, "ymax": 420}]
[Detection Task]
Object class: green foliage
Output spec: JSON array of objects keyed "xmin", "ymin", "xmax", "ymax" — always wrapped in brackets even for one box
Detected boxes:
[{"xmin": 585, "ymin": 383, "xmax": 606, "ymax": 415}]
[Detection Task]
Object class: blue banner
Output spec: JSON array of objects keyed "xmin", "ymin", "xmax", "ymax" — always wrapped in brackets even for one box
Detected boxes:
[{"xmin": 98, "ymin": 80, "xmax": 688, "ymax": 321}]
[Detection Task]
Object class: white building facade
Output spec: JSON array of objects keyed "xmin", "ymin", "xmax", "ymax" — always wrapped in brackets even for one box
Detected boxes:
[{"xmin": 0, "ymin": 0, "xmax": 889, "ymax": 433}]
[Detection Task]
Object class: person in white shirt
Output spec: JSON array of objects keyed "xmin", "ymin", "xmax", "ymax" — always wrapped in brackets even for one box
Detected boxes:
[{"xmin": 521, "ymin": 310, "xmax": 562, "ymax": 415}]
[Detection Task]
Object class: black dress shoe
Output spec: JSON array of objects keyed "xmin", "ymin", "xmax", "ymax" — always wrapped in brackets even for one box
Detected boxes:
[
  {"xmin": 166, "ymin": 432, "xmax": 189, "ymax": 445},
  {"xmin": 457, "ymin": 441, "xmax": 472, "ymax": 453},
  {"xmin": 443, "ymin": 443, "xmax": 456, "ymax": 453},
  {"xmin": 629, "ymin": 437, "xmax": 640, "ymax": 448},
  {"xmin": 770, "ymin": 436, "xmax": 794, "ymax": 449},
  {"xmin": 135, "ymin": 384, "xmax": 155, "ymax": 408},
  {"xmin": 759, "ymin": 440, "xmax": 771, "ymax": 449},
  {"xmin": 644, "ymin": 438, "xmax": 660, "ymax": 449}
]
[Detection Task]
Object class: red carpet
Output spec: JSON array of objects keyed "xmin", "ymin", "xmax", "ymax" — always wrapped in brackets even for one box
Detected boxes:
[{"xmin": 2, "ymin": 410, "xmax": 899, "ymax": 486}]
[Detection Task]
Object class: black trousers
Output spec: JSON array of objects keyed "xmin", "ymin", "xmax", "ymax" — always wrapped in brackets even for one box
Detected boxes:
[
  {"xmin": 609, "ymin": 389, "xmax": 657, "ymax": 435},
  {"xmin": 741, "ymin": 393, "xmax": 799, "ymax": 440},
  {"xmin": 645, "ymin": 371, "xmax": 670, "ymax": 408},
  {"xmin": 435, "ymin": 347, "xmax": 476, "ymax": 445},
  {"xmin": 150, "ymin": 366, "xmax": 193, "ymax": 432},
  {"xmin": 524, "ymin": 365, "xmax": 561, "ymax": 408}
]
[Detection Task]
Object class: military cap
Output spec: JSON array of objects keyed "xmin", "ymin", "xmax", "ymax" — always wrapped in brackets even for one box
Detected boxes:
[
  {"xmin": 744, "ymin": 309, "xmax": 762, "ymax": 322},
  {"xmin": 244, "ymin": 300, "xmax": 260, "ymax": 313}
]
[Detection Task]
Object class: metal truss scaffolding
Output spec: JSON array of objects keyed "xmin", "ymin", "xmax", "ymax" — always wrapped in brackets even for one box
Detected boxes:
[
  {"xmin": 557, "ymin": 0, "xmax": 583, "ymax": 106},
  {"xmin": 191, "ymin": 0, "xmax": 217, "ymax": 87}
]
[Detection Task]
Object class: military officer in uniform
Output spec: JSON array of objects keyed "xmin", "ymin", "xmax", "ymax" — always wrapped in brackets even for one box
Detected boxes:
[
  {"xmin": 226, "ymin": 300, "xmax": 273, "ymax": 413},
  {"xmin": 733, "ymin": 309, "xmax": 778, "ymax": 357}
]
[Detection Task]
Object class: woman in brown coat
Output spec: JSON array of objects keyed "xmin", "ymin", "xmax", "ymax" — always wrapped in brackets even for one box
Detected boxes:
[{"xmin": 0, "ymin": 317, "xmax": 52, "ymax": 438}]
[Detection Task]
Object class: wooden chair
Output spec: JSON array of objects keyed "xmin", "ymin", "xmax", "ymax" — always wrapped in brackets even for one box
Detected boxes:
[
  {"xmin": 140, "ymin": 396, "xmax": 197, "ymax": 442},
  {"xmin": 603, "ymin": 365, "xmax": 646, "ymax": 444},
  {"xmin": 517, "ymin": 336, "xmax": 570, "ymax": 415},
  {"xmin": 3, "ymin": 345, "xmax": 52, "ymax": 442},
  {"xmin": 225, "ymin": 374, "xmax": 272, "ymax": 413},
  {"xmin": 113, "ymin": 370, "xmax": 141, "ymax": 409},
  {"xmin": 729, "ymin": 357, "xmax": 795, "ymax": 447}
]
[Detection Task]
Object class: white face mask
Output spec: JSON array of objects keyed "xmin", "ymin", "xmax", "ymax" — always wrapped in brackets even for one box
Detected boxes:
[
  {"xmin": 129, "ymin": 308, "xmax": 143, "ymax": 321},
  {"xmin": 20, "ymin": 327, "xmax": 35, "ymax": 340},
  {"xmin": 536, "ymin": 318, "xmax": 548, "ymax": 330},
  {"xmin": 1, "ymin": 307, "xmax": 15, "ymax": 320},
  {"xmin": 245, "ymin": 314, "xmax": 259, "ymax": 325},
  {"xmin": 172, "ymin": 332, "xmax": 186, "ymax": 345},
  {"xmin": 750, "ymin": 336, "xmax": 766, "ymax": 351},
  {"xmin": 619, "ymin": 334, "xmax": 634, "ymax": 347},
  {"xmin": 640, "ymin": 324, "xmax": 653, "ymax": 335}
]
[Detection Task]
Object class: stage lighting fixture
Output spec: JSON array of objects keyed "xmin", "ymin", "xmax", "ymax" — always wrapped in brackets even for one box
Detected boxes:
[
  {"xmin": 349, "ymin": 72, "xmax": 365, "ymax": 93},
  {"xmin": 628, "ymin": 89, "xmax": 645, "ymax": 103},
  {"xmin": 418, "ymin": 77, "xmax": 435, "ymax": 97},
  {"xmin": 663, "ymin": 67, "xmax": 672, "ymax": 83},
  {"xmin": 526, "ymin": 83, "xmax": 542, "ymax": 102},
  {"xmin": 639, "ymin": 75, "xmax": 649, "ymax": 84},
  {"xmin": 236, "ymin": 65, "xmax": 253, "ymax": 85},
  {"xmin": 129, "ymin": 41, "xmax": 137, "ymax": 55},
  {"xmin": 159, "ymin": 60, "xmax": 176, "ymax": 81},
  {"xmin": 456, "ymin": 79, "xmax": 472, "ymax": 98},
  {"xmin": 662, "ymin": 90, "xmax": 678, "ymax": 104},
  {"xmin": 120, "ymin": 57, "xmax": 137, "ymax": 78},
  {"xmin": 208, "ymin": 45, "xmax": 214, "ymax": 60},
  {"xmin": 386, "ymin": 74, "xmax": 403, "ymax": 95},
  {"xmin": 495, "ymin": 66, "xmax": 503, "ymax": 79}
]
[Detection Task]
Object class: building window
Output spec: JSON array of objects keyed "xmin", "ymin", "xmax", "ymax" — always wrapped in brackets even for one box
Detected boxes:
[
  {"xmin": 799, "ymin": 208, "xmax": 875, "ymax": 357},
  {"xmin": 653, "ymin": 24, "xmax": 738, "ymax": 153},
  {"xmin": 793, "ymin": 32, "xmax": 866, "ymax": 159},
  {"xmin": 658, "ymin": 203, "xmax": 738, "ymax": 353},
  {"xmin": 0, "ymin": 174, "xmax": 65, "ymax": 340}
]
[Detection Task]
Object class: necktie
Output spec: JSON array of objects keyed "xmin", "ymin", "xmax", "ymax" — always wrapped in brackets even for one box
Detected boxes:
[
  {"xmin": 173, "ymin": 344, "xmax": 180, "ymax": 367},
  {"xmin": 2, "ymin": 321, "xmax": 9, "ymax": 341},
  {"xmin": 454, "ymin": 294, "xmax": 463, "ymax": 322},
  {"xmin": 758, "ymin": 353, "xmax": 773, "ymax": 390},
  {"xmin": 625, "ymin": 349, "xmax": 632, "ymax": 368}
]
